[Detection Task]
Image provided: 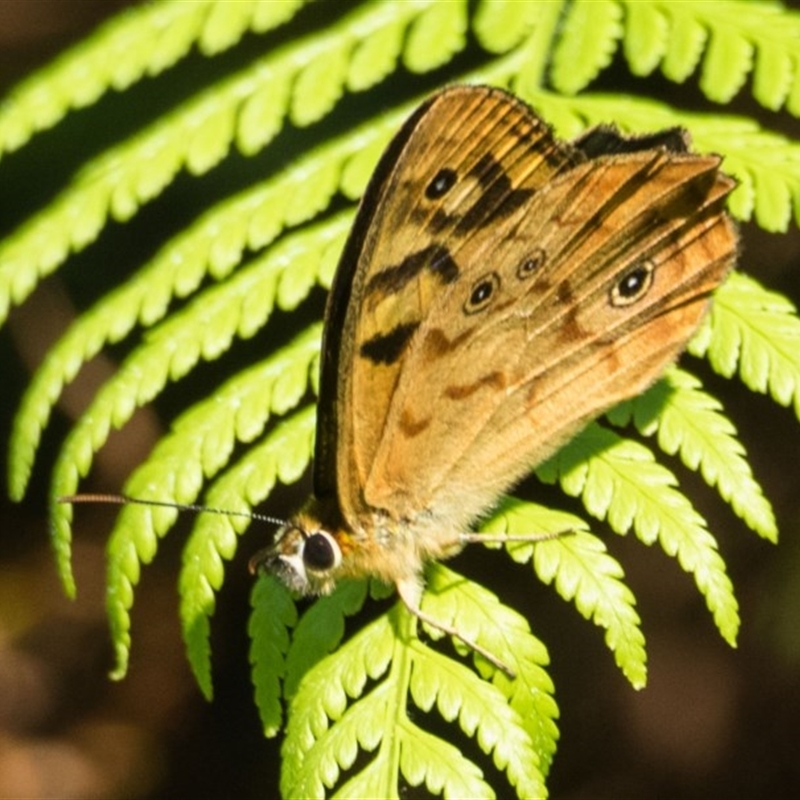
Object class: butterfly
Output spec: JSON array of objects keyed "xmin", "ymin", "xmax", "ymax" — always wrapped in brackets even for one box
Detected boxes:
[{"xmin": 249, "ymin": 85, "xmax": 737, "ymax": 675}]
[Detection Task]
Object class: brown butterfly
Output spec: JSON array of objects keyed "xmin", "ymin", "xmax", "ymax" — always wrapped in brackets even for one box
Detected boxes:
[{"xmin": 249, "ymin": 85, "xmax": 737, "ymax": 674}]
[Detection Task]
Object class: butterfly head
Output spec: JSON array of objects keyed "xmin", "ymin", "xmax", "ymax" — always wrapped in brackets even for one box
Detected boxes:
[{"xmin": 248, "ymin": 520, "xmax": 343, "ymax": 596}]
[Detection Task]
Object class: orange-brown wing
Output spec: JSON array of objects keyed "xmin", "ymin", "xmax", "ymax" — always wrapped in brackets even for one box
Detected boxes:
[
  {"xmin": 315, "ymin": 86, "xmax": 584, "ymax": 526},
  {"xmin": 361, "ymin": 149, "xmax": 735, "ymax": 530},
  {"xmin": 320, "ymin": 85, "xmax": 735, "ymax": 535}
]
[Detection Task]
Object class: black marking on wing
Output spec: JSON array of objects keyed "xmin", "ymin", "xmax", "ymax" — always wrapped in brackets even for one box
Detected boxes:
[
  {"xmin": 427, "ymin": 208, "xmax": 451, "ymax": 233},
  {"xmin": 366, "ymin": 245, "xmax": 459, "ymax": 298},
  {"xmin": 359, "ymin": 322, "xmax": 420, "ymax": 365},
  {"xmin": 444, "ymin": 371, "xmax": 507, "ymax": 400},
  {"xmin": 430, "ymin": 246, "xmax": 460, "ymax": 284},
  {"xmin": 462, "ymin": 153, "xmax": 528, "ymax": 230},
  {"xmin": 458, "ymin": 183, "xmax": 535, "ymax": 232},
  {"xmin": 574, "ymin": 125, "xmax": 690, "ymax": 157},
  {"xmin": 426, "ymin": 167, "xmax": 458, "ymax": 199},
  {"xmin": 471, "ymin": 152, "xmax": 506, "ymax": 187},
  {"xmin": 399, "ymin": 408, "xmax": 431, "ymax": 437},
  {"xmin": 419, "ymin": 152, "xmax": 534, "ymax": 234}
]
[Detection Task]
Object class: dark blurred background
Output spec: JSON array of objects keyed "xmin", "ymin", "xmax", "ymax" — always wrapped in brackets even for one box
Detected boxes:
[{"xmin": 1, "ymin": 2, "xmax": 799, "ymax": 798}]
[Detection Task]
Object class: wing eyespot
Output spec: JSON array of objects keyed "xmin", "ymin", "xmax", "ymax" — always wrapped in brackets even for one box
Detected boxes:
[
  {"xmin": 516, "ymin": 248, "xmax": 546, "ymax": 280},
  {"xmin": 426, "ymin": 168, "xmax": 457, "ymax": 199},
  {"xmin": 464, "ymin": 273, "xmax": 500, "ymax": 315},
  {"xmin": 610, "ymin": 261, "xmax": 655, "ymax": 307}
]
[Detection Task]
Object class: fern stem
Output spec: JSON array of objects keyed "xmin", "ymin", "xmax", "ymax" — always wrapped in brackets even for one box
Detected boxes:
[{"xmin": 383, "ymin": 604, "xmax": 416, "ymax": 799}]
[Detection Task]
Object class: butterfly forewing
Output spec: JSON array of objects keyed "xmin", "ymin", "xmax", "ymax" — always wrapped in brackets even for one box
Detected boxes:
[
  {"xmin": 322, "ymin": 87, "xmax": 585, "ymax": 528},
  {"xmin": 315, "ymin": 88, "xmax": 548, "ymax": 505},
  {"xmin": 329, "ymin": 88, "xmax": 736, "ymax": 538}
]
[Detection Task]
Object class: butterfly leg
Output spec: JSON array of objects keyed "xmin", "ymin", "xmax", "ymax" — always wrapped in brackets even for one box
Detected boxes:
[
  {"xmin": 395, "ymin": 577, "xmax": 516, "ymax": 679},
  {"xmin": 457, "ymin": 530, "xmax": 573, "ymax": 546}
]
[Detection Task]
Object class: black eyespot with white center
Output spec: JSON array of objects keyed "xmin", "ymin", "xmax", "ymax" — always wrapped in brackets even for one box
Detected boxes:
[
  {"xmin": 464, "ymin": 272, "xmax": 500, "ymax": 315},
  {"xmin": 610, "ymin": 261, "xmax": 655, "ymax": 307},
  {"xmin": 516, "ymin": 248, "xmax": 546, "ymax": 281},
  {"xmin": 302, "ymin": 530, "xmax": 341, "ymax": 572},
  {"xmin": 426, "ymin": 168, "xmax": 457, "ymax": 199}
]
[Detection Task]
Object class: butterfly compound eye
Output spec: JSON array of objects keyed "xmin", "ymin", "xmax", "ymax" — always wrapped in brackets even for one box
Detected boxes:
[
  {"xmin": 610, "ymin": 261, "xmax": 655, "ymax": 307},
  {"xmin": 302, "ymin": 531, "xmax": 341, "ymax": 572},
  {"xmin": 425, "ymin": 168, "xmax": 457, "ymax": 199}
]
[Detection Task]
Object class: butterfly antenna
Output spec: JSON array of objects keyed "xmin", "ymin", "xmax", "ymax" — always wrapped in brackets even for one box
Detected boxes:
[{"xmin": 58, "ymin": 493, "xmax": 287, "ymax": 528}]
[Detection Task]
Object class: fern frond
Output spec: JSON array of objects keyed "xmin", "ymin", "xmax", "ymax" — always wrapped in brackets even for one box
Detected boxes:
[
  {"xmin": 0, "ymin": 84, "xmax": 389, "ymax": 329},
  {"xmin": 394, "ymin": 725, "xmax": 494, "ymax": 800},
  {"xmin": 407, "ymin": 640, "xmax": 545, "ymax": 799},
  {"xmin": 280, "ymin": 565, "xmax": 551, "ymax": 799},
  {"xmin": 282, "ymin": 580, "xmax": 372, "ymax": 701},
  {"xmin": 549, "ymin": 0, "xmax": 624, "ymax": 95},
  {"xmin": 473, "ymin": 0, "xmax": 545, "ymax": 54},
  {"xmin": 418, "ymin": 564, "xmax": 542, "ymax": 678},
  {"xmin": 609, "ymin": 366, "xmax": 777, "ymax": 541},
  {"xmin": 700, "ymin": 118, "xmax": 800, "ymax": 232},
  {"xmin": 84, "ymin": 325, "xmax": 319, "ymax": 684},
  {"xmin": 178, "ymin": 404, "xmax": 317, "ymax": 695},
  {"xmin": 0, "ymin": 0, "xmax": 466, "ymax": 326},
  {"xmin": 196, "ymin": 1, "xmax": 308, "ymax": 55},
  {"xmin": 131, "ymin": 322, "xmax": 318, "ymax": 515},
  {"xmin": 421, "ymin": 565, "xmax": 557, "ymax": 780},
  {"xmin": 107, "ymin": 404, "xmax": 316, "ymax": 682},
  {"xmin": 281, "ymin": 613, "xmax": 399, "ymax": 799},
  {"xmin": 690, "ymin": 272, "xmax": 800, "ymax": 422},
  {"xmin": 45, "ymin": 214, "xmax": 341, "ymax": 591},
  {"xmin": 402, "ymin": 0, "xmax": 469, "ymax": 72},
  {"xmin": 8, "ymin": 207, "xmax": 347, "ymax": 504},
  {"xmin": 484, "ymin": 498, "xmax": 646, "ymax": 689},
  {"xmin": 550, "ymin": 0, "xmax": 800, "ymax": 115},
  {"xmin": 0, "ymin": 1, "xmax": 306, "ymax": 159},
  {"xmin": 538, "ymin": 424, "xmax": 740, "ymax": 646},
  {"xmin": 667, "ymin": 2, "xmax": 755, "ymax": 102},
  {"xmin": 249, "ymin": 575, "xmax": 297, "ymax": 738},
  {"xmin": 650, "ymin": 0, "xmax": 800, "ymax": 113},
  {"xmin": 619, "ymin": 0, "xmax": 671, "ymax": 78}
]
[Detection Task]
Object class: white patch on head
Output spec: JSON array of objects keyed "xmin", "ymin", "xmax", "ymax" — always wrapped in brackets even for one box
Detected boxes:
[{"xmin": 279, "ymin": 552, "xmax": 309, "ymax": 592}]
